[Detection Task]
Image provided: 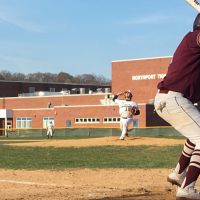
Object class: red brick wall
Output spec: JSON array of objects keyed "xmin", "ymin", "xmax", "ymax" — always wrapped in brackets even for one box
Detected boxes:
[
  {"xmin": 0, "ymin": 94, "xmax": 107, "ymax": 109},
  {"xmin": 13, "ymin": 109, "xmax": 54, "ymax": 128},
  {"xmin": 11, "ymin": 104, "xmax": 146, "ymax": 129},
  {"xmin": 112, "ymin": 57, "xmax": 172, "ymax": 103}
]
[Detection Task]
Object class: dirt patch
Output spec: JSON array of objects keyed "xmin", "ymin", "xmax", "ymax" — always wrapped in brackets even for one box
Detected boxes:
[
  {"xmin": 0, "ymin": 169, "xmax": 179, "ymax": 200},
  {"xmin": 4, "ymin": 136, "xmax": 185, "ymax": 147},
  {"xmin": 0, "ymin": 136, "xmax": 188, "ymax": 200}
]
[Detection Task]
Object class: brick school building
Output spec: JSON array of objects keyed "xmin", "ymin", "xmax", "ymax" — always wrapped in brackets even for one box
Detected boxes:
[{"xmin": 0, "ymin": 56, "xmax": 172, "ymax": 134}]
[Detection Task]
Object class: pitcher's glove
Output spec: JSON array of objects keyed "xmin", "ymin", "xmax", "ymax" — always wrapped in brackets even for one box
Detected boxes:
[{"xmin": 131, "ymin": 106, "xmax": 140, "ymax": 116}]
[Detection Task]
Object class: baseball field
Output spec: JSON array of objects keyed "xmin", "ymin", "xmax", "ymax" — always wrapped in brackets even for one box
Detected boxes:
[{"xmin": 0, "ymin": 135, "xmax": 198, "ymax": 200}]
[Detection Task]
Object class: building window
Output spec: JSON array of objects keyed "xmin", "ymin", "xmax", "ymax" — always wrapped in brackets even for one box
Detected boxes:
[
  {"xmin": 43, "ymin": 117, "xmax": 54, "ymax": 128},
  {"xmin": 75, "ymin": 118, "xmax": 100, "ymax": 124},
  {"xmin": 16, "ymin": 117, "xmax": 32, "ymax": 128},
  {"xmin": 62, "ymin": 88, "xmax": 68, "ymax": 91},
  {"xmin": 103, "ymin": 117, "xmax": 120, "ymax": 123},
  {"xmin": 50, "ymin": 88, "xmax": 55, "ymax": 92},
  {"xmin": 29, "ymin": 87, "xmax": 35, "ymax": 93}
]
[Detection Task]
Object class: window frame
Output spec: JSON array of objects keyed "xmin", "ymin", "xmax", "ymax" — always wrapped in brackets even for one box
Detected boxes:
[
  {"xmin": 16, "ymin": 117, "xmax": 32, "ymax": 129},
  {"xmin": 43, "ymin": 117, "xmax": 54, "ymax": 128},
  {"xmin": 74, "ymin": 118, "xmax": 100, "ymax": 124}
]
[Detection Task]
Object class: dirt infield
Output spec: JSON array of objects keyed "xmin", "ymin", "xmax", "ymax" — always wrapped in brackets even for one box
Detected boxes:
[
  {"xmin": 0, "ymin": 136, "xmax": 194, "ymax": 200},
  {"xmin": 5, "ymin": 136, "xmax": 185, "ymax": 147}
]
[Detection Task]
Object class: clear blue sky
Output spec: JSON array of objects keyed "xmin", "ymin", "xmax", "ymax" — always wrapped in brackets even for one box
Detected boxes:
[{"xmin": 0, "ymin": 0, "xmax": 197, "ymax": 79}]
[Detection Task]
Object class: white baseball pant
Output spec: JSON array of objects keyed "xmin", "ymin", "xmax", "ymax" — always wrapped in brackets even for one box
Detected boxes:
[
  {"xmin": 47, "ymin": 130, "xmax": 53, "ymax": 137},
  {"xmin": 154, "ymin": 91, "xmax": 200, "ymax": 146},
  {"xmin": 120, "ymin": 117, "xmax": 133, "ymax": 139}
]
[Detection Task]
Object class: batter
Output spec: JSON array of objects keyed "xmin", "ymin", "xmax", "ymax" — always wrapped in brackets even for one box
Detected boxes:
[{"xmin": 154, "ymin": 13, "xmax": 200, "ymax": 200}]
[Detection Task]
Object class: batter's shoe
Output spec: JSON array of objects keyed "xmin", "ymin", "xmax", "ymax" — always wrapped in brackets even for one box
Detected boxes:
[
  {"xmin": 167, "ymin": 170, "xmax": 185, "ymax": 187},
  {"xmin": 176, "ymin": 186, "xmax": 200, "ymax": 200},
  {"xmin": 125, "ymin": 133, "xmax": 129, "ymax": 137}
]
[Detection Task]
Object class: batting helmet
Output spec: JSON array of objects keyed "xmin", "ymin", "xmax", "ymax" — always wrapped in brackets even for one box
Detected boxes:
[{"xmin": 193, "ymin": 13, "xmax": 200, "ymax": 31}]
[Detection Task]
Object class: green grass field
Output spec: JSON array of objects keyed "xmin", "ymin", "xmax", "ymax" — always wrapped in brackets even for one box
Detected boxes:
[{"xmin": 0, "ymin": 139, "xmax": 182, "ymax": 170}]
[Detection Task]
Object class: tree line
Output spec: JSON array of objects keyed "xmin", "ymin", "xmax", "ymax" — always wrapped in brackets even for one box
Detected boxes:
[{"xmin": 0, "ymin": 70, "xmax": 111, "ymax": 86}]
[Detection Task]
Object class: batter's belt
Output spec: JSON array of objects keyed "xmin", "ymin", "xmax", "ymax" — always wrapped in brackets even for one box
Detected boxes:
[{"xmin": 159, "ymin": 89, "xmax": 169, "ymax": 94}]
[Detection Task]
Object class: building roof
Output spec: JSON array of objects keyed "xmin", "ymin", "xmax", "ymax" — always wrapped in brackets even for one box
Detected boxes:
[{"xmin": 112, "ymin": 56, "xmax": 172, "ymax": 63}]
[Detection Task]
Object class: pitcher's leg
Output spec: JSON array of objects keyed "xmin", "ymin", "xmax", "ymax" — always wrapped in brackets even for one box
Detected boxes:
[
  {"xmin": 119, "ymin": 119, "xmax": 126, "ymax": 140},
  {"xmin": 120, "ymin": 119, "xmax": 128, "ymax": 140},
  {"xmin": 125, "ymin": 118, "xmax": 133, "ymax": 137}
]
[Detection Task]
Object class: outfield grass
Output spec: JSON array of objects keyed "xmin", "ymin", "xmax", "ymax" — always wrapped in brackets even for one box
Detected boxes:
[{"xmin": 0, "ymin": 141, "xmax": 182, "ymax": 169}]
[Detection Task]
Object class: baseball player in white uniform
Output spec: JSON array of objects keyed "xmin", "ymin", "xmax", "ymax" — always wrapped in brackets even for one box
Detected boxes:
[
  {"xmin": 113, "ymin": 90, "xmax": 140, "ymax": 140},
  {"xmin": 46, "ymin": 121, "xmax": 54, "ymax": 139}
]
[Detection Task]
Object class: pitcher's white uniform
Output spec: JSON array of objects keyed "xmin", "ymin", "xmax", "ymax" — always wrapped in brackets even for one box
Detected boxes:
[{"xmin": 113, "ymin": 91, "xmax": 139, "ymax": 140}]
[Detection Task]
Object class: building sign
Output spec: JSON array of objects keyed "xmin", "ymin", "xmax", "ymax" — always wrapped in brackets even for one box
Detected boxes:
[{"xmin": 132, "ymin": 73, "xmax": 166, "ymax": 81}]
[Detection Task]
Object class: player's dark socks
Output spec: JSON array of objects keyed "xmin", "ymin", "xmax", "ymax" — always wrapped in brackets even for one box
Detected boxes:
[
  {"xmin": 182, "ymin": 160, "xmax": 200, "ymax": 188},
  {"xmin": 177, "ymin": 139, "xmax": 195, "ymax": 174}
]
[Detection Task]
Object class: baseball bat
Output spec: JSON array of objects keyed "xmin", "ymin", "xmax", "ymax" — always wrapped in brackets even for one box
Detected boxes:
[{"xmin": 186, "ymin": 0, "xmax": 200, "ymax": 12}]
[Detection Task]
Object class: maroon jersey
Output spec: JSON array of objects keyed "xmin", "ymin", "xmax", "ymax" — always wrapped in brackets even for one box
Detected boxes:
[{"xmin": 158, "ymin": 30, "xmax": 200, "ymax": 103}]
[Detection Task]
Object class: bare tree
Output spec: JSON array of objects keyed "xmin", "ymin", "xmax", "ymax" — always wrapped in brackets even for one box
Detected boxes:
[
  {"xmin": 25, "ymin": 73, "xmax": 45, "ymax": 82},
  {"xmin": 0, "ymin": 70, "xmax": 12, "ymax": 80},
  {"xmin": 75, "ymin": 74, "xmax": 110, "ymax": 85},
  {"xmin": 0, "ymin": 70, "xmax": 111, "ymax": 85},
  {"xmin": 12, "ymin": 73, "xmax": 26, "ymax": 81},
  {"xmin": 57, "ymin": 72, "xmax": 74, "ymax": 83},
  {"xmin": 93, "ymin": 74, "xmax": 111, "ymax": 85},
  {"xmin": 75, "ymin": 74, "xmax": 96, "ymax": 84},
  {"xmin": 42, "ymin": 73, "xmax": 57, "ymax": 82}
]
